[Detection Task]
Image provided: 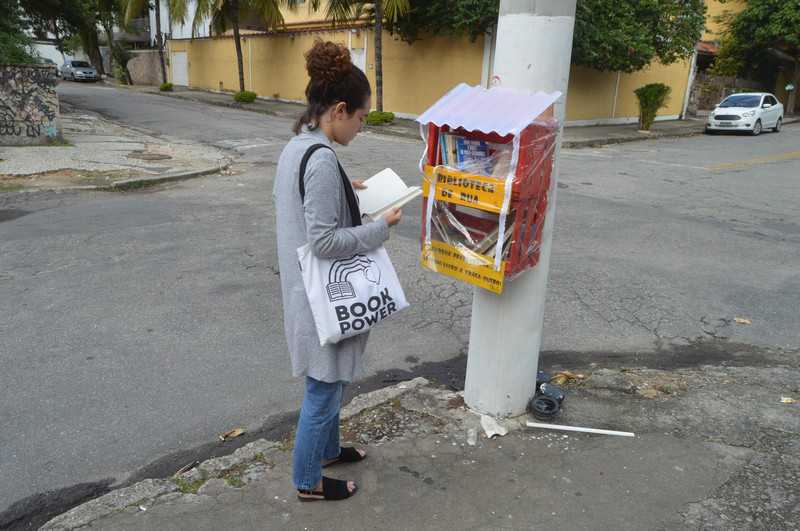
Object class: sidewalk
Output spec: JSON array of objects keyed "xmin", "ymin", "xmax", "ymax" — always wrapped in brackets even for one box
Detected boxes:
[
  {"xmin": 42, "ymin": 348, "xmax": 800, "ymax": 530},
  {"xmin": 115, "ymin": 83, "xmax": 800, "ymax": 148},
  {"xmin": 0, "ymin": 106, "xmax": 230, "ymax": 192}
]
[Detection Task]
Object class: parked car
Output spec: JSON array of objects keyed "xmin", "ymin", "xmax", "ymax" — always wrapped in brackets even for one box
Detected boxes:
[
  {"xmin": 706, "ymin": 92, "xmax": 784, "ymax": 136},
  {"xmin": 60, "ymin": 60, "xmax": 99, "ymax": 82}
]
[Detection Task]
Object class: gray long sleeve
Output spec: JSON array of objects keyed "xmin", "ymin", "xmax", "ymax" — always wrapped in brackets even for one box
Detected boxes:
[{"xmin": 302, "ymin": 150, "xmax": 389, "ymax": 259}]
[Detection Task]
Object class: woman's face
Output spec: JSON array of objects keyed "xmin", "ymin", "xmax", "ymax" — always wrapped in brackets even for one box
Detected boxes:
[{"xmin": 330, "ymin": 101, "xmax": 369, "ymax": 146}]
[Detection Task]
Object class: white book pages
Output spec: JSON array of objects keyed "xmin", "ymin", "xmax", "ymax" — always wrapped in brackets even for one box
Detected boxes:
[{"xmin": 356, "ymin": 168, "xmax": 421, "ymax": 220}]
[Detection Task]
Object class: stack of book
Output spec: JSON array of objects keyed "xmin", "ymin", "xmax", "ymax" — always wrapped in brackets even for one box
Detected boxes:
[{"xmin": 439, "ymin": 133, "xmax": 511, "ymax": 177}]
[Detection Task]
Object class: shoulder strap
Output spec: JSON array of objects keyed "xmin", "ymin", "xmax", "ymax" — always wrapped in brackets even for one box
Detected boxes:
[{"xmin": 298, "ymin": 143, "xmax": 362, "ymax": 227}]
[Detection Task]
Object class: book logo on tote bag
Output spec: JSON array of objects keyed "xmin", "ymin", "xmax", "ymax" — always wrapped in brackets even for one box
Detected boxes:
[
  {"xmin": 327, "ymin": 255, "xmax": 398, "ymax": 335},
  {"xmin": 326, "ymin": 255, "xmax": 382, "ymax": 302}
]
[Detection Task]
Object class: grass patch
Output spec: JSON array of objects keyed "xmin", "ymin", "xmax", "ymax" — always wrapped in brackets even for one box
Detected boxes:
[
  {"xmin": 172, "ymin": 476, "xmax": 205, "ymax": 494},
  {"xmin": 224, "ymin": 476, "xmax": 245, "ymax": 488},
  {"xmin": 366, "ymin": 111, "xmax": 395, "ymax": 126},
  {"xmin": 0, "ymin": 183, "xmax": 25, "ymax": 193},
  {"xmin": 159, "ymin": 82, "xmax": 174, "ymax": 92},
  {"xmin": 234, "ymin": 90, "xmax": 257, "ymax": 103}
]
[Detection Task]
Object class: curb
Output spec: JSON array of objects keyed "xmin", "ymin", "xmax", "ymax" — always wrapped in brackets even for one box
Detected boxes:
[
  {"xmin": 103, "ymin": 82, "xmax": 800, "ymax": 148},
  {"xmin": 39, "ymin": 377, "xmax": 430, "ymax": 531},
  {"xmin": 108, "ymin": 164, "xmax": 229, "ymax": 191},
  {"xmin": 105, "ymin": 82, "xmax": 426, "ymax": 141},
  {"xmin": 561, "ymin": 129, "xmax": 701, "ymax": 149},
  {"xmin": 1, "ymin": 164, "xmax": 228, "ymax": 196}
]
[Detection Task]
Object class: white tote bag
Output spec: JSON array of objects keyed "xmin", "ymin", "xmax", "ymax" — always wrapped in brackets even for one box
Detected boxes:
[
  {"xmin": 296, "ymin": 144, "xmax": 409, "ymax": 346},
  {"xmin": 297, "ymin": 244, "xmax": 409, "ymax": 346}
]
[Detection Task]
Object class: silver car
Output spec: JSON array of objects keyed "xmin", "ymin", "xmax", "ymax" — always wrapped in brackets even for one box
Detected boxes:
[
  {"xmin": 706, "ymin": 92, "xmax": 784, "ymax": 136},
  {"xmin": 61, "ymin": 60, "xmax": 99, "ymax": 82}
]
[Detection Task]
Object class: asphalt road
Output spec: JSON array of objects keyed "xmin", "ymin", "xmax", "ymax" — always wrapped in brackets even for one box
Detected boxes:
[{"xmin": 1, "ymin": 83, "xmax": 799, "ymax": 526}]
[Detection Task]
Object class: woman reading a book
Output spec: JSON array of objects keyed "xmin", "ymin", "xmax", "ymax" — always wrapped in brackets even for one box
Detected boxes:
[{"xmin": 273, "ymin": 40, "xmax": 402, "ymax": 501}]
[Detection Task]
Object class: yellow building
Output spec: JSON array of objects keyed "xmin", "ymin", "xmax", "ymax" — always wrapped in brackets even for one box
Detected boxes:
[{"xmin": 167, "ymin": 2, "xmax": 729, "ymax": 125}]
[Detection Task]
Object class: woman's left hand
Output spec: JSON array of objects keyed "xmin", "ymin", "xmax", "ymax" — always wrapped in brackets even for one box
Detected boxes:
[{"xmin": 352, "ymin": 180, "xmax": 367, "ymax": 190}]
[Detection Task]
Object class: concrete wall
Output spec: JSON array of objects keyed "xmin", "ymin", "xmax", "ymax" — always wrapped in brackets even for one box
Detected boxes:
[
  {"xmin": 168, "ymin": 27, "xmax": 691, "ymax": 123},
  {"xmin": 0, "ymin": 64, "xmax": 62, "ymax": 146},
  {"xmin": 168, "ymin": 30, "xmax": 485, "ymax": 116}
]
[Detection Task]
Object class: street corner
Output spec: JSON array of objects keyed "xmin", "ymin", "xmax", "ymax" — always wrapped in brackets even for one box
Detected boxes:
[{"xmin": 0, "ymin": 109, "xmax": 230, "ymax": 193}]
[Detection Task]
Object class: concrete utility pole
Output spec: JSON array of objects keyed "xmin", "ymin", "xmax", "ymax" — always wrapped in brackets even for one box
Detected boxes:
[{"xmin": 464, "ymin": 0, "xmax": 577, "ymax": 417}]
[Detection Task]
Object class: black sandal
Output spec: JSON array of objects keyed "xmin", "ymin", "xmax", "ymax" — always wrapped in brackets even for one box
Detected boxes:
[
  {"xmin": 297, "ymin": 476, "xmax": 357, "ymax": 501},
  {"xmin": 322, "ymin": 447, "xmax": 367, "ymax": 468}
]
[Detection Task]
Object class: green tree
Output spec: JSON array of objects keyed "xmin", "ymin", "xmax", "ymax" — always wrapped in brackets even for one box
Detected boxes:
[
  {"xmin": 164, "ymin": 0, "xmax": 300, "ymax": 92},
  {"xmin": 572, "ymin": 0, "xmax": 706, "ymax": 73},
  {"xmin": 313, "ymin": 0, "xmax": 411, "ymax": 112},
  {"xmin": 22, "ymin": 0, "xmax": 107, "ymax": 74},
  {"xmin": 1, "ymin": 0, "xmax": 36, "ymax": 64},
  {"xmin": 384, "ymin": 0, "xmax": 498, "ymax": 45},
  {"xmin": 712, "ymin": 0, "xmax": 800, "ymax": 113},
  {"xmin": 386, "ymin": 0, "xmax": 705, "ymax": 75}
]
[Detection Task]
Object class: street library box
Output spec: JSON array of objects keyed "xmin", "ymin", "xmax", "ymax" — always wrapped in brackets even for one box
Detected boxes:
[{"xmin": 415, "ymin": 83, "xmax": 561, "ymax": 294}]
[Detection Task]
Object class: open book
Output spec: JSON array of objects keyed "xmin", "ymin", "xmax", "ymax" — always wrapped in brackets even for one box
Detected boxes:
[{"xmin": 356, "ymin": 168, "xmax": 421, "ymax": 220}]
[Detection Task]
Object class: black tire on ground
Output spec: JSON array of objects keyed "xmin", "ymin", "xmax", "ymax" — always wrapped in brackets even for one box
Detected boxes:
[
  {"xmin": 751, "ymin": 120, "xmax": 762, "ymax": 136},
  {"xmin": 773, "ymin": 118, "xmax": 782, "ymax": 132},
  {"xmin": 705, "ymin": 127, "xmax": 716, "ymax": 135}
]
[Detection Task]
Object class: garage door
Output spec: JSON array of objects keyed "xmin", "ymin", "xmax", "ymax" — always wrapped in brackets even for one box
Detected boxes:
[{"xmin": 171, "ymin": 52, "xmax": 188, "ymax": 86}]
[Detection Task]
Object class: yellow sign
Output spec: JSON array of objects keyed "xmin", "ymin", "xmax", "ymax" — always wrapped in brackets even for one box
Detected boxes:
[
  {"xmin": 421, "ymin": 240, "xmax": 505, "ymax": 294},
  {"xmin": 423, "ymin": 165, "xmax": 506, "ymax": 213}
]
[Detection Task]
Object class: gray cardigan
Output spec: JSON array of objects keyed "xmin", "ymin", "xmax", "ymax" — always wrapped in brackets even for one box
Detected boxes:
[{"xmin": 272, "ymin": 128, "xmax": 390, "ymax": 383}]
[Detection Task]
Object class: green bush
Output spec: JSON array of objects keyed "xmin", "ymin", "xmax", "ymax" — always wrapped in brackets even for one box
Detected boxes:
[
  {"xmin": 634, "ymin": 83, "xmax": 671, "ymax": 131},
  {"xmin": 366, "ymin": 111, "xmax": 395, "ymax": 126},
  {"xmin": 113, "ymin": 65, "xmax": 128, "ymax": 85},
  {"xmin": 234, "ymin": 90, "xmax": 257, "ymax": 103},
  {"xmin": 159, "ymin": 82, "xmax": 173, "ymax": 92}
]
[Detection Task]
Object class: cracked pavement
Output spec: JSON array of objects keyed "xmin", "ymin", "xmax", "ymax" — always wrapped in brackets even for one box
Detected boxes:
[{"xmin": 1, "ymin": 84, "xmax": 799, "ymax": 528}]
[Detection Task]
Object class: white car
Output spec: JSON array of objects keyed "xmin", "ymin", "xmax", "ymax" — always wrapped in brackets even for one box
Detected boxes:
[{"xmin": 706, "ymin": 92, "xmax": 784, "ymax": 136}]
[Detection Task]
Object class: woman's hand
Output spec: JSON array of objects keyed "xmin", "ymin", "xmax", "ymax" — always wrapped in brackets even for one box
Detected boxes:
[
  {"xmin": 383, "ymin": 208, "xmax": 402, "ymax": 227},
  {"xmin": 352, "ymin": 180, "xmax": 367, "ymax": 190}
]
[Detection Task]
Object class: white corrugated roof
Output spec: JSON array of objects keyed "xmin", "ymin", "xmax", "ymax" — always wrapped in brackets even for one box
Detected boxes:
[{"xmin": 416, "ymin": 83, "xmax": 562, "ymax": 136}]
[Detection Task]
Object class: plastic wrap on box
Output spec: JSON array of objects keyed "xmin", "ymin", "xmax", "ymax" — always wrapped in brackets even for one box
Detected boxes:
[{"xmin": 418, "ymin": 116, "xmax": 559, "ymax": 294}]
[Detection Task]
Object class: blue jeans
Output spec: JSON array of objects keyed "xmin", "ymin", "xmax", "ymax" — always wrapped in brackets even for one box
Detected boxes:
[{"xmin": 292, "ymin": 376, "xmax": 343, "ymax": 490}]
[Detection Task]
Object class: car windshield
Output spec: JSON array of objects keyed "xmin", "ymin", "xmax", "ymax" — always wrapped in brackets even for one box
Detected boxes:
[
  {"xmin": 71, "ymin": 61, "xmax": 92, "ymax": 68},
  {"xmin": 719, "ymin": 95, "xmax": 761, "ymax": 108}
]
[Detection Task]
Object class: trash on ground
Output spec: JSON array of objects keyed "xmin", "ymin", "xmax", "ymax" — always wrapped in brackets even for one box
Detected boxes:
[
  {"xmin": 734, "ymin": 317, "xmax": 752, "ymax": 325},
  {"xmin": 480, "ymin": 415, "xmax": 508, "ymax": 438},
  {"xmin": 536, "ymin": 370, "xmax": 551, "ymax": 388},
  {"xmin": 138, "ymin": 506, "xmax": 147, "ymax": 512},
  {"xmin": 550, "ymin": 371, "xmax": 587, "ymax": 386},
  {"xmin": 526, "ymin": 421, "xmax": 635, "ymax": 438},
  {"xmin": 529, "ymin": 395, "xmax": 561, "ymax": 421},
  {"xmin": 466, "ymin": 428, "xmax": 477, "ymax": 446},
  {"xmin": 780, "ymin": 397, "xmax": 797, "ymax": 404},
  {"xmin": 538, "ymin": 383, "xmax": 565, "ymax": 404},
  {"xmin": 219, "ymin": 428, "xmax": 246, "ymax": 441},
  {"xmin": 174, "ymin": 460, "xmax": 199, "ymax": 476}
]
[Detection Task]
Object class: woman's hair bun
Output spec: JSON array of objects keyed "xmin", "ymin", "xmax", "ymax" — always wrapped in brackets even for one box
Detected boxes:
[{"xmin": 305, "ymin": 40, "xmax": 353, "ymax": 84}]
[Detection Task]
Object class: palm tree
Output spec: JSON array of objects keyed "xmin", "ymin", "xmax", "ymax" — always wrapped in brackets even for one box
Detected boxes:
[
  {"xmin": 124, "ymin": 0, "xmax": 168, "ymax": 82},
  {"xmin": 167, "ymin": 0, "xmax": 299, "ymax": 93},
  {"xmin": 312, "ymin": 0, "xmax": 410, "ymax": 112}
]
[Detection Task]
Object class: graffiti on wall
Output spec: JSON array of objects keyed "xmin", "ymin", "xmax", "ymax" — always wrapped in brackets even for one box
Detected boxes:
[{"xmin": 0, "ymin": 65, "xmax": 62, "ymax": 146}]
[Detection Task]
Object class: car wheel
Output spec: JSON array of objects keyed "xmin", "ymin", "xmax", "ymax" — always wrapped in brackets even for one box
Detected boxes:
[
  {"xmin": 773, "ymin": 118, "xmax": 782, "ymax": 133},
  {"xmin": 751, "ymin": 120, "xmax": 762, "ymax": 136},
  {"xmin": 705, "ymin": 127, "xmax": 716, "ymax": 135}
]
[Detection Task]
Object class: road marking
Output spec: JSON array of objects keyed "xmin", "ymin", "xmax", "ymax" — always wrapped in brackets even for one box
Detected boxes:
[
  {"xmin": 634, "ymin": 159, "xmax": 707, "ymax": 170},
  {"xmin": 706, "ymin": 150, "xmax": 800, "ymax": 172}
]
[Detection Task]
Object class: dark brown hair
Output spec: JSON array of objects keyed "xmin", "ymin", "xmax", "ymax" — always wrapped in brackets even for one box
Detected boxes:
[{"xmin": 293, "ymin": 40, "xmax": 371, "ymax": 135}]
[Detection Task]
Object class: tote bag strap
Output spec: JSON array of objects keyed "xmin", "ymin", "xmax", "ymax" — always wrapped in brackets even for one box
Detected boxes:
[{"xmin": 299, "ymin": 143, "xmax": 362, "ymax": 227}]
